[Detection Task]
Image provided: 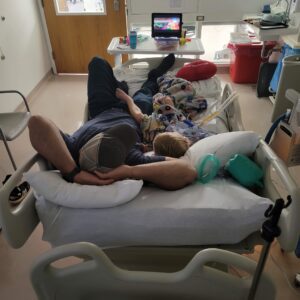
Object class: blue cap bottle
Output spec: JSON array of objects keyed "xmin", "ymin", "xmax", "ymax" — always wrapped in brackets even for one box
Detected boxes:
[{"xmin": 129, "ymin": 31, "xmax": 137, "ymax": 49}]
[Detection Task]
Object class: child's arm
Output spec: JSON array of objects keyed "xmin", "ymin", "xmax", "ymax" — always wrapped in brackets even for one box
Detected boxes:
[{"xmin": 116, "ymin": 88, "xmax": 144, "ymax": 124}]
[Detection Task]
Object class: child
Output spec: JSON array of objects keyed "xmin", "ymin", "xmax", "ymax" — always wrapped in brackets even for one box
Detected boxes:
[{"xmin": 116, "ymin": 88, "xmax": 211, "ymax": 157}]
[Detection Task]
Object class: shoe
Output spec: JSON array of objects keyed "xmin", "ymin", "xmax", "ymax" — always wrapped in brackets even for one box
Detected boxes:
[
  {"xmin": 2, "ymin": 174, "xmax": 30, "ymax": 205},
  {"xmin": 117, "ymin": 80, "xmax": 129, "ymax": 94},
  {"xmin": 148, "ymin": 54, "xmax": 175, "ymax": 80}
]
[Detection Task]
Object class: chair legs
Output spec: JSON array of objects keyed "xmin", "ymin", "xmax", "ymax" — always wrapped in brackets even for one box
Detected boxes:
[{"xmin": 0, "ymin": 129, "xmax": 17, "ymax": 171}]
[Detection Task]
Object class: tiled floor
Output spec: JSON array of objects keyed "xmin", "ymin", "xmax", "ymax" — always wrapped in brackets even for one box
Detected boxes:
[{"xmin": 0, "ymin": 72, "xmax": 300, "ymax": 299}]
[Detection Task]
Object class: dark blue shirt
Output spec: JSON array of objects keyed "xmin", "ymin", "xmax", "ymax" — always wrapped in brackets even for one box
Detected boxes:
[{"xmin": 62, "ymin": 108, "xmax": 165, "ymax": 166}]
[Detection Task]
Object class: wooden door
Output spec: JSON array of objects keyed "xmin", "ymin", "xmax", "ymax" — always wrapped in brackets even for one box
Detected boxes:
[{"xmin": 42, "ymin": 0, "xmax": 127, "ymax": 73}]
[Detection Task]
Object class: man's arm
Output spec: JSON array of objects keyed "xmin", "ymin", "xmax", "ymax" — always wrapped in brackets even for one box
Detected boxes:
[
  {"xmin": 95, "ymin": 159, "xmax": 197, "ymax": 190},
  {"xmin": 28, "ymin": 115, "xmax": 114, "ymax": 186},
  {"xmin": 116, "ymin": 88, "xmax": 144, "ymax": 123}
]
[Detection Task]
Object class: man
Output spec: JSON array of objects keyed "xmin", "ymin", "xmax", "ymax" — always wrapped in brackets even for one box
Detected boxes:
[{"xmin": 28, "ymin": 55, "xmax": 197, "ymax": 190}]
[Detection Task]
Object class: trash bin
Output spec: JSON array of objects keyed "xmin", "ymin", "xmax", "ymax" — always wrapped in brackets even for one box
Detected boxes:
[{"xmin": 228, "ymin": 42, "xmax": 272, "ymax": 84}]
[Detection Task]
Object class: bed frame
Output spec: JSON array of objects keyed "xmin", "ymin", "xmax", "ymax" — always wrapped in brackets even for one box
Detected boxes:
[
  {"xmin": 1, "ymin": 138, "xmax": 299, "ymax": 251},
  {"xmin": 0, "ymin": 57, "xmax": 299, "ymax": 299}
]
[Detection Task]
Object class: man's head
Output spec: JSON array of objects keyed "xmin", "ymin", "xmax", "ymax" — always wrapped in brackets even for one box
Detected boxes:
[
  {"xmin": 153, "ymin": 132, "xmax": 191, "ymax": 158},
  {"xmin": 79, "ymin": 124, "xmax": 137, "ymax": 172}
]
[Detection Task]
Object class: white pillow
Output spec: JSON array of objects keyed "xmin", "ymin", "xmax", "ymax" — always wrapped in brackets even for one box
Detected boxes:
[
  {"xmin": 24, "ymin": 171, "xmax": 143, "ymax": 209},
  {"xmin": 182, "ymin": 131, "xmax": 260, "ymax": 167}
]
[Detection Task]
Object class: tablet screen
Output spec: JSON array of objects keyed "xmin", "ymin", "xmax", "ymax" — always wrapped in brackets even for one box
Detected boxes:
[{"xmin": 152, "ymin": 13, "xmax": 182, "ymax": 38}]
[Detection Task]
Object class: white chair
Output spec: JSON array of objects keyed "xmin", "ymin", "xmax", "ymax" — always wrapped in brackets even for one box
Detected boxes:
[{"xmin": 0, "ymin": 90, "xmax": 31, "ymax": 171}]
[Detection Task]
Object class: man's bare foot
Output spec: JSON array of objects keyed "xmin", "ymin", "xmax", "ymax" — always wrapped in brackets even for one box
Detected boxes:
[{"xmin": 116, "ymin": 88, "xmax": 133, "ymax": 104}]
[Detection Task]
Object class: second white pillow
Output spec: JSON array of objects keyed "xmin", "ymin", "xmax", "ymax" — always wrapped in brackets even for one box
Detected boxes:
[{"xmin": 25, "ymin": 171, "xmax": 143, "ymax": 209}]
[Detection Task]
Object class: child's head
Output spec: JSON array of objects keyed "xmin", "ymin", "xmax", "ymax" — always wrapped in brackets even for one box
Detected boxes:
[{"xmin": 153, "ymin": 132, "xmax": 191, "ymax": 158}]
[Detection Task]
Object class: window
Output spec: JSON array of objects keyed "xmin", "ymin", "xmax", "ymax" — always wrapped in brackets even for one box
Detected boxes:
[
  {"xmin": 201, "ymin": 24, "xmax": 236, "ymax": 63},
  {"xmin": 54, "ymin": 0, "xmax": 106, "ymax": 15}
]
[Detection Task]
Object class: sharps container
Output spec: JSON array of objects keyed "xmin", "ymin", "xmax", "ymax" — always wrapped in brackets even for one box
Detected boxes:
[{"xmin": 228, "ymin": 42, "xmax": 274, "ymax": 84}]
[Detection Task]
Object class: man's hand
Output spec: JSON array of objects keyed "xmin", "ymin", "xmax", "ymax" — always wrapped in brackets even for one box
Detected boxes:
[
  {"xmin": 74, "ymin": 170, "xmax": 115, "ymax": 186},
  {"xmin": 94, "ymin": 165, "xmax": 133, "ymax": 181}
]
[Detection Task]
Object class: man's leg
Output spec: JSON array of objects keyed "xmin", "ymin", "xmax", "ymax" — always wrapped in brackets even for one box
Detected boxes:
[
  {"xmin": 132, "ymin": 54, "xmax": 175, "ymax": 115},
  {"xmin": 28, "ymin": 115, "xmax": 78, "ymax": 174},
  {"xmin": 87, "ymin": 57, "xmax": 126, "ymax": 119},
  {"xmin": 28, "ymin": 115, "xmax": 113, "ymax": 186}
]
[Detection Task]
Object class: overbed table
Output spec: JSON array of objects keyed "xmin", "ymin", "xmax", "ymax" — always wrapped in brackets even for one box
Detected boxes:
[{"xmin": 107, "ymin": 37, "xmax": 205, "ymax": 66}]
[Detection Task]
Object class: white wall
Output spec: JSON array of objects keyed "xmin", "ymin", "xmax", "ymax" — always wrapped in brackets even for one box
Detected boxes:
[{"xmin": 0, "ymin": 0, "xmax": 51, "ymax": 112}]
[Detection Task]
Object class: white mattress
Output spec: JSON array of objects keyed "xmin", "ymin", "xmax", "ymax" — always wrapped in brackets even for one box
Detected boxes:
[{"xmin": 36, "ymin": 178, "xmax": 272, "ymax": 248}]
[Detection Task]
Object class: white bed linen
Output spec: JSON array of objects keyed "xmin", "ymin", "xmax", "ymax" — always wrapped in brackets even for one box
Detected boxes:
[
  {"xmin": 35, "ymin": 178, "xmax": 272, "ymax": 248},
  {"xmin": 113, "ymin": 66, "xmax": 222, "ymax": 100},
  {"xmin": 114, "ymin": 66, "xmax": 226, "ymax": 134}
]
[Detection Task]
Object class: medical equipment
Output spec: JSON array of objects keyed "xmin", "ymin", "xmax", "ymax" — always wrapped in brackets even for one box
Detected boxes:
[
  {"xmin": 196, "ymin": 154, "xmax": 220, "ymax": 183},
  {"xmin": 271, "ymin": 55, "xmax": 300, "ymax": 121},
  {"xmin": 225, "ymin": 154, "xmax": 264, "ymax": 188},
  {"xmin": 270, "ymin": 89, "xmax": 300, "ymax": 165}
]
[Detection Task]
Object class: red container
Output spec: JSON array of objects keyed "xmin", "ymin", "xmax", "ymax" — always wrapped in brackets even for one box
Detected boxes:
[{"xmin": 228, "ymin": 42, "xmax": 268, "ymax": 84}]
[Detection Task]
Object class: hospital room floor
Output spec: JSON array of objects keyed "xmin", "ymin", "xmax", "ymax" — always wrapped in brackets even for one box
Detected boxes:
[{"xmin": 0, "ymin": 72, "xmax": 300, "ymax": 299}]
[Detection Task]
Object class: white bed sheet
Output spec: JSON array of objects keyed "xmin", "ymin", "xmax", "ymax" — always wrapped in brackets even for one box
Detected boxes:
[
  {"xmin": 114, "ymin": 66, "xmax": 222, "ymax": 100},
  {"xmin": 36, "ymin": 178, "xmax": 272, "ymax": 248}
]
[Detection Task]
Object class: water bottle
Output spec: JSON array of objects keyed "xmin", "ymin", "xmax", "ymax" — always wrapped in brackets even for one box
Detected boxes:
[{"xmin": 129, "ymin": 31, "xmax": 137, "ymax": 49}]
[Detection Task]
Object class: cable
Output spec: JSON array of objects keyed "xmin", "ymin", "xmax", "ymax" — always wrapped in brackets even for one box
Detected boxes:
[{"xmin": 264, "ymin": 111, "xmax": 289, "ymax": 144}]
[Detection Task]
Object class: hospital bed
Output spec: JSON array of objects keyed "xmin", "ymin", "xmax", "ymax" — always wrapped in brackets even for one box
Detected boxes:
[{"xmin": 0, "ymin": 57, "xmax": 300, "ymax": 299}]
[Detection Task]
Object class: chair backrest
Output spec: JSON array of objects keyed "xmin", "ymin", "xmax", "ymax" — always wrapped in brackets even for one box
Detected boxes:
[
  {"xmin": 0, "ymin": 90, "xmax": 31, "ymax": 170},
  {"xmin": 0, "ymin": 90, "xmax": 30, "ymax": 112}
]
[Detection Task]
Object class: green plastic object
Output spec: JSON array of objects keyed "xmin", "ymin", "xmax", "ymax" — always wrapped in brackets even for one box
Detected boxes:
[
  {"xmin": 225, "ymin": 154, "xmax": 263, "ymax": 188},
  {"xmin": 197, "ymin": 154, "xmax": 220, "ymax": 184}
]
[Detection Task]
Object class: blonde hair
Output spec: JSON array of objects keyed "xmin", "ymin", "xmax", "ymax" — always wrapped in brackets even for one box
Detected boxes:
[{"xmin": 153, "ymin": 132, "xmax": 190, "ymax": 158}]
